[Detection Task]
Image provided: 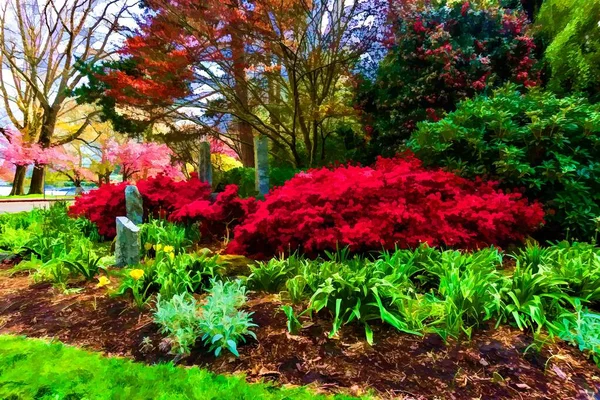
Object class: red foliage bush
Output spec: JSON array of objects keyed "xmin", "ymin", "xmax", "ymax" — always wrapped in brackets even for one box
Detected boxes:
[
  {"xmin": 226, "ymin": 155, "xmax": 545, "ymax": 258},
  {"xmin": 170, "ymin": 184, "xmax": 257, "ymax": 239},
  {"xmin": 69, "ymin": 182, "xmax": 128, "ymax": 238},
  {"xmin": 69, "ymin": 175, "xmax": 212, "ymax": 237}
]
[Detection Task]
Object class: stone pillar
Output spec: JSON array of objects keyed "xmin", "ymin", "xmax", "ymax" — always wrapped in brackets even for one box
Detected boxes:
[
  {"xmin": 254, "ymin": 135, "xmax": 269, "ymax": 196},
  {"xmin": 115, "ymin": 216, "xmax": 141, "ymax": 267},
  {"xmin": 198, "ymin": 140, "xmax": 212, "ymax": 186},
  {"xmin": 125, "ymin": 185, "xmax": 143, "ymax": 225}
]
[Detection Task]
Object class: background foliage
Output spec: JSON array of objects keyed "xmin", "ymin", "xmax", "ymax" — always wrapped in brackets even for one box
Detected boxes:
[{"xmin": 409, "ymin": 85, "xmax": 600, "ymax": 240}]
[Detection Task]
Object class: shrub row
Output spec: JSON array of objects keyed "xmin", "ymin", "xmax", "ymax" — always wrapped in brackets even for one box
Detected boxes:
[{"xmin": 70, "ymin": 156, "xmax": 544, "ymax": 257}]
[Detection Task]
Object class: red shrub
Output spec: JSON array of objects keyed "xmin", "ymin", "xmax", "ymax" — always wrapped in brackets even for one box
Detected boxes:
[
  {"xmin": 69, "ymin": 182, "xmax": 127, "ymax": 238},
  {"xmin": 170, "ymin": 184, "xmax": 257, "ymax": 239},
  {"xmin": 226, "ymin": 155, "xmax": 545, "ymax": 258},
  {"xmin": 137, "ymin": 173, "xmax": 212, "ymax": 217},
  {"xmin": 69, "ymin": 174, "xmax": 212, "ymax": 238}
]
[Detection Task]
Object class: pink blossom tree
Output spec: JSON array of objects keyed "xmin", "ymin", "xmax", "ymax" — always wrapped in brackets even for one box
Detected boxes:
[
  {"xmin": 49, "ymin": 147, "xmax": 97, "ymax": 194},
  {"xmin": 0, "ymin": 129, "xmax": 58, "ymax": 194},
  {"xmin": 106, "ymin": 139, "xmax": 184, "ymax": 182}
]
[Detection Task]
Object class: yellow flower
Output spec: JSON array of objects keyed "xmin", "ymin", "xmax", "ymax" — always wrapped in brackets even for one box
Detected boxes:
[
  {"xmin": 155, "ymin": 244, "xmax": 163, "ymax": 252},
  {"xmin": 168, "ymin": 252, "xmax": 175, "ymax": 260},
  {"xmin": 144, "ymin": 242, "xmax": 153, "ymax": 251},
  {"xmin": 96, "ymin": 276, "xmax": 111, "ymax": 288},
  {"xmin": 129, "ymin": 269, "xmax": 145, "ymax": 281},
  {"xmin": 163, "ymin": 245, "xmax": 174, "ymax": 253}
]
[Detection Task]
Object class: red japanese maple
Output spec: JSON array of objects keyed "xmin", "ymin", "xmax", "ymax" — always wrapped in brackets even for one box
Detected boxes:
[{"xmin": 226, "ymin": 155, "xmax": 545, "ymax": 258}]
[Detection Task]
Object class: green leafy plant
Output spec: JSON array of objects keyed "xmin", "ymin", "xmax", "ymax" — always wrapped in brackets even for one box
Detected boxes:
[
  {"xmin": 281, "ymin": 305, "xmax": 302, "ymax": 334},
  {"xmin": 62, "ymin": 247, "xmax": 104, "ymax": 281},
  {"xmin": 153, "ymin": 251, "xmax": 222, "ymax": 299},
  {"xmin": 555, "ymin": 299, "xmax": 600, "ymax": 365},
  {"xmin": 425, "ymin": 249, "xmax": 504, "ymax": 339},
  {"xmin": 500, "ymin": 261, "xmax": 569, "ymax": 332},
  {"xmin": 116, "ymin": 267, "xmax": 154, "ymax": 309},
  {"xmin": 198, "ymin": 279, "xmax": 257, "ymax": 357},
  {"xmin": 248, "ymin": 256, "xmax": 294, "ymax": 293},
  {"xmin": 154, "ymin": 293, "xmax": 201, "ymax": 355},
  {"xmin": 141, "ymin": 218, "xmax": 198, "ymax": 257},
  {"xmin": 527, "ymin": 242, "xmax": 600, "ymax": 302},
  {"xmin": 285, "ymin": 275, "xmax": 308, "ymax": 304},
  {"xmin": 154, "ymin": 279, "xmax": 257, "ymax": 357}
]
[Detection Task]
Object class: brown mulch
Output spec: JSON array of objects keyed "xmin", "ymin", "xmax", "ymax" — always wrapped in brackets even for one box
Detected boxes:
[{"xmin": 0, "ymin": 264, "xmax": 599, "ymax": 399}]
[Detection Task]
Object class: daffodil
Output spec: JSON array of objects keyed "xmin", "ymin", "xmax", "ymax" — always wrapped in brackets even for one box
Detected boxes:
[
  {"xmin": 129, "ymin": 269, "xmax": 145, "ymax": 281},
  {"xmin": 163, "ymin": 245, "xmax": 174, "ymax": 253},
  {"xmin": 155, "ymin": 244, "xmax": 163, "ymax": 252},
  {"xmin": 96, "ymin": 276, "xmax": 111, "ymax": 288},
  {"xmin": 144, "ymin": 242, "xmax": 153, "ymax": 251}
]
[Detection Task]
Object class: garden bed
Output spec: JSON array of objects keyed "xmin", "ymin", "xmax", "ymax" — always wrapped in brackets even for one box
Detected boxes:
[{"xmin": 1, "ymin": 265, "xmax": 598, "ymax": 400}]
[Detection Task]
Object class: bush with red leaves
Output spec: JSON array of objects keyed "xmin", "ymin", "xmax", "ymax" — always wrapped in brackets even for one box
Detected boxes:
[
  {"xmin": 170, "ymin": 184, "xmax": 257, "ymax": 239},
  {"xmin": 226, "ymin": 155, "xmax": 545, "ymax": 259},
  {"xmin": 69, "ymin": 174, "xmax": 211, "ymax": 238}
]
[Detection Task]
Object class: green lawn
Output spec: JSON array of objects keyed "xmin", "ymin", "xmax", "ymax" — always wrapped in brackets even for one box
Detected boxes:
[{"xmin": 0, "ymin": 336, "xmax": 362, "ymax": 400}]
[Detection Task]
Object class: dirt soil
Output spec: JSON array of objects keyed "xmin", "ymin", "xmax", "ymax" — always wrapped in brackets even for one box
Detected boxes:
[{"xmin": 1, "ymin": 261, "xmax": 599, "ymax": 399}]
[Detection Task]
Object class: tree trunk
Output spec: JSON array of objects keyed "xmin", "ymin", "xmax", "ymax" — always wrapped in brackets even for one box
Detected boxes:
[
  {"xmin": 28, "ymin": 164, "xmax": 45, "ymax": 195},
  {"xmin": 28, "ymin": 108, "xmax": 56, "ymax": 194},
  {"xmin": 230, "ymin": 11, "xmax": 254, "ymax": 167},
  {"xmin": 9, "ymin": 165, "xmax": 26, "ymax": 196}
]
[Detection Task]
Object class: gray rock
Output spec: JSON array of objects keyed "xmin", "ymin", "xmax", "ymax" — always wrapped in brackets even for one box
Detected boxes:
[
  {"xmin": 115, "ymin": 216, "xmax": 141, "ymax": 267},
  {"xmin": 125, "ymin": 185, "xmax": 143, "ymax": 225},
  {"xmin": 198, "ymin": 140, "xmax": 213, "ymax": 185}
]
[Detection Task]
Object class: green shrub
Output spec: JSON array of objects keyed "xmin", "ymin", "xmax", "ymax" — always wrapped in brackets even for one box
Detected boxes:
[
  {"xmin": 356, "ymin": 1, "xmax": 538, "ymax": 154},
  {"xmin": 409, "ymin": 85, "xmax": 600, "ymax": 240},
  {"xmin": 214, "ymin": 167, "xmax": 300, "ymax": 197},
  {"xmin": 535, "ymin": 0, "xmax": 600, "ymax": 101}
]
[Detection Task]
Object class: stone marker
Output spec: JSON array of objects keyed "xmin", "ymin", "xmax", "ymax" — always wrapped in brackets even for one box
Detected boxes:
[
  {"xmin": 115, "ymin": 216, "xmax": 141, "ymax": 267},
  {"xmin": 198, "ymin": 140, "xmax": 213, "ymax": 185},
  {"xmin": 125, "ymin": 185, "xmax": 143, "ymax": 225},
  {"xmin": 254, "ymin": 135, "xmax": 269, "ymax": 196}
]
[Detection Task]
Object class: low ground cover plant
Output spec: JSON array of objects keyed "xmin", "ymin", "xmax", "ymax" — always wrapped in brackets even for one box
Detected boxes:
[
  {"xmin": 154, "ymin": 279, "xmax": 256, "ymax": 357},
  {"xmin": 244, "ymin": 243, "xmax": 600, "ymax": 354},
  {"xmin": 227, "ymin": 155, "xmax": 545, "ymax": 258}
]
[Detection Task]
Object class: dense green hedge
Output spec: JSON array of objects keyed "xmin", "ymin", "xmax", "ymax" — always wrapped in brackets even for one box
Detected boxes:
[
  {"xmin": 214, "ymin": 167, "xmax": 299, "ymax": 197},
  {"xmin": 0, "ymin": 336, "xmax": 360, "ymax": 400},
  {"xmin": 409, "ymin": 85, "xmax": 600, "ymax": 240}
]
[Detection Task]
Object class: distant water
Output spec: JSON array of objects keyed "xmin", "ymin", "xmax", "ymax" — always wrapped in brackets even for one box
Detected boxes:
[{"xmin": 0, "ymin": 186, "xmax": 87, "ymax": 196}]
